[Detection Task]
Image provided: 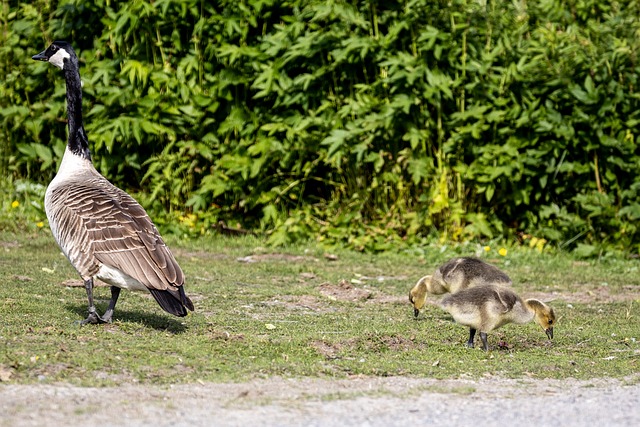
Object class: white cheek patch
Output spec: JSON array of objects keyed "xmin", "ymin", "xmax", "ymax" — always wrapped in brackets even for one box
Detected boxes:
[{"xmin": 49, "ymin": 48, "xmax": 71, "ymax": 70}]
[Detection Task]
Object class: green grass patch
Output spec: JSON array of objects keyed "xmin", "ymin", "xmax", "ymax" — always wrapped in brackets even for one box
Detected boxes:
[{"xmin": 0, "ymin": 231, "xmax": 638, "ymax": 385}]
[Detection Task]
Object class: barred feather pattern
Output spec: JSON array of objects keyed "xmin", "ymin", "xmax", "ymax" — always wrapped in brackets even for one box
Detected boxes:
[
  {"xmin": 35, "ymin": 41, "xmax": 193, "ymax": 319},
  {"xmin": 45, "ymin": 151, "xmax": 193, "ymax": 314}
]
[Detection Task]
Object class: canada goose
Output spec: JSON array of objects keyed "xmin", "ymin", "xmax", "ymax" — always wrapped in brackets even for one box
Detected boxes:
[
  {"xmin": 32, "ymin": 41, "xmax": 194, "ymax": 324},
  {"xmin": 440, "ymin": 285, "xmax": 555, "ymax": 351},
  {"xmin": 409, "ymin": 257, "xmax": 511, "ymax": 317}
]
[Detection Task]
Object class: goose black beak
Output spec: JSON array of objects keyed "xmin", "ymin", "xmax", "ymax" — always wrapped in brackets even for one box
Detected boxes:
[
  {"xmin": 413, "ymin": 307, "xmax": 420, "ymax": 318},
  {"xmin": 32, "ymin": 51, "xmax": 47, "ymax": 61},
  {"xmin": 545, "ymin": 327, "xmax": 553, "ymax": 340}
]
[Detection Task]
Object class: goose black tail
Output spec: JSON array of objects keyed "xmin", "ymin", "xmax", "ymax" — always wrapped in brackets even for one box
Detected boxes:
[{"xmin": 149, "ymin": 287, "xmax": 194, "ymax": 317}]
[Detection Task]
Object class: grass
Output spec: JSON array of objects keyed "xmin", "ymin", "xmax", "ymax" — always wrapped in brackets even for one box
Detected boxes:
[{"xmin": 0, "ymin": 229, "xmax": 639, "ymax": 386}]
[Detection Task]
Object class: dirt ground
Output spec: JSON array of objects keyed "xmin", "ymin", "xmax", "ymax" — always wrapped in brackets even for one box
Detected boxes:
[{"xmin": 1, "ymin": 375, "xmax": 639, "ymax": 427}]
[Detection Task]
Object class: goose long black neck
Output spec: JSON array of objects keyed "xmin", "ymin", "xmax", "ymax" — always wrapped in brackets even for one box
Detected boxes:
[{"xmin": 63, "ymin": 57, "xmax": 91, "ymax": 161}]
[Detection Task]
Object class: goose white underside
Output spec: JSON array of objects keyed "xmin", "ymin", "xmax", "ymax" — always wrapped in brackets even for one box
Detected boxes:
[{"xmin": 97, "ymin": 264, "xmax": 149, "ymax": 292}]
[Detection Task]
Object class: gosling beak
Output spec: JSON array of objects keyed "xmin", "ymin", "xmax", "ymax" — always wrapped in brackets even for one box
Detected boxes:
[
  {"xmin": 413, "ymin": 307, "xmax": 420, "ymax": 318},
  {"xmin": 545, "ymin": 327, "xmax": 554, "ymax": 340},
  {"xmin": 32, "ymin": 51, "xmax": 48, "ymax": 61}
]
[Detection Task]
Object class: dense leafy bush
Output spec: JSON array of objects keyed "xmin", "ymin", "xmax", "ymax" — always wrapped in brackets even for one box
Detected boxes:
[{"xmin": 1, "ymin": 0, "xmax": 639, "ymax": 253}]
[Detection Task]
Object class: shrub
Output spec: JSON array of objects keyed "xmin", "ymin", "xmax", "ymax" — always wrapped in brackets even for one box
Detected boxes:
[{"xmin": 1, "ymin": 0, "xmax": 639, "ymax": 253}]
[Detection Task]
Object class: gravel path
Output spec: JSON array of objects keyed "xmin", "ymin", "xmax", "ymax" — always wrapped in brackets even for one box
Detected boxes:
[{"xmin": 2, "ymin": 376, "xmax": 639, "ymax": 426}]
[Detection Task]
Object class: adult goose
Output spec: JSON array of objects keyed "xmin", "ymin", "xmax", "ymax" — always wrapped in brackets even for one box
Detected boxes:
[
  {"xmin": 440, "ymin": 285, "xmax": 555, "ymax": 351},
  {"xmin": 409, "ymin": 257, "xmax": 511, "ymax": 317},
  {"xmin": 32, "ymin": 41, "xmax": 194, "ymax": 324}
]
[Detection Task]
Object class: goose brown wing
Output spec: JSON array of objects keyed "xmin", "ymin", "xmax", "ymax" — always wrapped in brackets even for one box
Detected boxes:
[
  {"xmin": 55, "ymin": 179, "xmax": 184, "ymax": 291},
  {"xmin": 47, "ymin": 185, "xmax": 98, "ymax": 278}
]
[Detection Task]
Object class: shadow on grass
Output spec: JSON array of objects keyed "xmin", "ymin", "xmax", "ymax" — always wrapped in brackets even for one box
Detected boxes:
[{"xmin": 65, "ymin": 304, "xmax": 188, "ymax": 333}]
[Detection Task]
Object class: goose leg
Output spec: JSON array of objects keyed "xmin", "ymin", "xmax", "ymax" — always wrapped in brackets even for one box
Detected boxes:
[
  {"xmin": 480, "ymin": 332, "xmax": 489, "ymax": 351},
  {"xmin": 467, "ymin": 328, "xmax": 476, "ymax": 348},
  {"xmin": 101, "ymin": 286, "xmax": 121, "ymax": 323},
  {"xmin": 80, "ymin": 278, "xmax": 106, "ymax": 325}
]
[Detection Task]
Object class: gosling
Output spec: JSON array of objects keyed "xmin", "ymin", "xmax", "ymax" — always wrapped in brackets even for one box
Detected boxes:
[
  {"xmin": 439, "ymin": 285, "xmax": 556, "ymax": 351},
  {"xmin": 409, "ymin": 257, "xmax": 511, "ymax": 317}
]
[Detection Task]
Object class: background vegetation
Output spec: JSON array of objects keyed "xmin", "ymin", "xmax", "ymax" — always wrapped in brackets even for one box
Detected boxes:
[{"xmin": 1, "ymin": 0, "xmax": 640, "ymax": 253}]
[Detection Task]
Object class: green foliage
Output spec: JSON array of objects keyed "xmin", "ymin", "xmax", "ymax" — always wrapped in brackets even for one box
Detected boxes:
[
  {"xmin": 0, "ymin": 177, "xmax": 48, "ymax": 232},
  {"xmin": 1, "ymin": 0, "xmax": 640, "ymax": 253}
]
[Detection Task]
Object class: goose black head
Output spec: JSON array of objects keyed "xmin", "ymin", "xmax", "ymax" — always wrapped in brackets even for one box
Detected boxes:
[{"xmin": 32, "ymin": 41, "xmax": 76, "ymax": 70}]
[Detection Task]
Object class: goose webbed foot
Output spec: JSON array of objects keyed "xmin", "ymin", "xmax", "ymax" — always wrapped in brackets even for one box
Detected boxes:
[
  {"xmin": 80, "ymin": 280, "xmax": 120, "ymax": 325},
  {"xmin": 100, "ymin": 311, "xmax": 114, "ymax": 324},
  {"xmin": 80, "ymin": 307, "xmax": 107, "ymax": 325}
]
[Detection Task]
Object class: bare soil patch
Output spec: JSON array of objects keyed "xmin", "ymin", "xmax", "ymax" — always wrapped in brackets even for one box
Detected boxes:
[
  {"xmin": 58, "ymin": 278, "xmax": 109, "ymax": 288},
  {"xmin": 525, "ymin": 286, "xmax": 640, "ymax": 304},
  {"xmin": 264, "ymin": 294, "xmax": 332, "ymax": 313},
  {"xmin": 318, "ymin": 279, "xmax": 373, "ymax": 301},
  {"xmin": 316, "ymin": 279, "xmax": 405, "ymax": 304},
  {"xmin": 236, "ymin": 253, "xmax": 320, "ymax": 263}
]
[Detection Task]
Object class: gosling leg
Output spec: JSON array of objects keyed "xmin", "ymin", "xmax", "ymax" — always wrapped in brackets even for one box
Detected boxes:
[
  {"xmin": 480, "ymin": 332, "xmax": 489, "ymax": 351},
  {"xmin": 467, "ymin": 328, "xmax": 476, "ymax": 348}
]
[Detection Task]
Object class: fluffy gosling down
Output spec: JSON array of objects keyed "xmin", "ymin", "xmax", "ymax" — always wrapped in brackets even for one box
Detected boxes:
[
  {"xmin": 409, "ymin": 257, "xmax": 512, "ymax": 317},
  {"xmin": 439, "ymin": 285, "xmax": 556, "ymax": 351}
]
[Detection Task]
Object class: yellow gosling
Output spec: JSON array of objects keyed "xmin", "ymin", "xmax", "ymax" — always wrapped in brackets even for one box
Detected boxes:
[
  {"xmin": 409, "ymin": 257, "xmax": 511, "ymax": 317},
  {"xmin": 408, "ymin": 276, "xmax": 428, "ymax": 317},
  {"xmin": 439, "ymin": 285, "xmax": 556, "ymax": 351}
]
